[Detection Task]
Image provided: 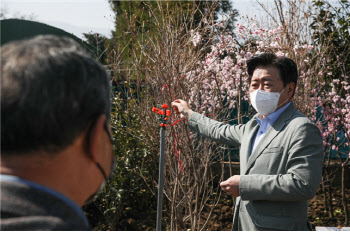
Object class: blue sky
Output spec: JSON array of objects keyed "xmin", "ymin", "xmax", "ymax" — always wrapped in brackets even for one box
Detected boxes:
[
  {"xmin": 1, "ymin": 0, "xmax": 116, "ymax": 39},
  {"xmin": 1, "ymin": 0, "xmax": 269, "ymax": 40}
]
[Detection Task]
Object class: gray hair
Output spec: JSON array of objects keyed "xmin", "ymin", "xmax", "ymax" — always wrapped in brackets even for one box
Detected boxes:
[{"xmin": 1, "ymin": 35, "xmax": 111, "ymax": 155}]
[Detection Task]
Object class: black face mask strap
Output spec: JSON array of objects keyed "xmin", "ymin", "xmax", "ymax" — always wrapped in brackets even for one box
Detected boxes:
[
  {"xmin": 95, "ymin": 162, "xmax": 108, "ymax": 180},
  {"xmin": 83, "ymin": 115, "xmax": 115, "ymax": 206},
  {"xmin": 86, "ymin": 115, "xmax": 115, "ymax": 182}
]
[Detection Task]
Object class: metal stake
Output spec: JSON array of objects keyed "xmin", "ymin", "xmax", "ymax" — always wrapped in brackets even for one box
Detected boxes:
[{"xmin": 156, "ymin": 127, "xmax": 166, "ymax": 231}]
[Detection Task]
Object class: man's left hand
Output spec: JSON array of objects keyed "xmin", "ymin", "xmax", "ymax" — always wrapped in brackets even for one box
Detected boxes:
[{"xmin": 220, "ymin": 175, "xmax": 240, "ymax": 197}]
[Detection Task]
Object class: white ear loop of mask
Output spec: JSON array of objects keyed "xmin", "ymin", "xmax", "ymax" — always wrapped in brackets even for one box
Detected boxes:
[
  {"xmin": 250, "ymin": 84, "xmax": 290, "ymax": 116},
  {"xmin": 276, "ymin": 86, "xmax": 290, "ymax": 108}
]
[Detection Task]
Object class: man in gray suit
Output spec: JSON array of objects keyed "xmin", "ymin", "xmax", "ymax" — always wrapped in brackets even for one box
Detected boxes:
[
  {"xmin": 172, "ymin": 53, "xmax": 323, "ymax": 231},
  {"xmin": 1, "ymin": 35, "xmax": 115, "ymax": 230}
]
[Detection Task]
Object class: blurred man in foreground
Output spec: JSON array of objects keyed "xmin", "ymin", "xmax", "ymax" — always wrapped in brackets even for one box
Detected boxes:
[
  {"xmin": 172, "ymin": 53, "xmax": 323, "ymax": 231},
  {"xmin": 1, "ymin": 35, "xmax": 115, "ymax": 230}
]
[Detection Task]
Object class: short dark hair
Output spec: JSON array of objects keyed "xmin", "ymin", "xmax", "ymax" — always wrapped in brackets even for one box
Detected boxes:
[
  {"xmin": 1, "ymin": 35, "xmax": 111, "ymax": 155},
  {"xmin": 247, "ymin": 52, "xmax": 298, "ymax": 93}
]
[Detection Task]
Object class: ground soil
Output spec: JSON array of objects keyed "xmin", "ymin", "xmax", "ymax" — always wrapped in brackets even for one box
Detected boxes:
[
  {"xmin": 308, "ymin": 188, "xmax": 350, "ymax": 228},
  {"xmin": 202, "ymin": 187, "xmax": 350, "ymax": 231},
  {"xmin": 92, "ymin": 187, "xmax": 349, "ymax": 231}
]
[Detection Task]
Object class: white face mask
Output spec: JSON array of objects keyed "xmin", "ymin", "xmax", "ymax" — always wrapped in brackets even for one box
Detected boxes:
[{"xmin": 250, "ymin": 86, "xmax": 288, "ymax": 116}]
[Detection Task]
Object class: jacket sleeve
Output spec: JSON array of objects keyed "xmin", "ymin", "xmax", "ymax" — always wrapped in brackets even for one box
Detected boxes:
[
  {"xmin": 239, "ymin": 122, "xmax": 324, "ymax": 201},
  {"xmin": 187, "ymin": 112, "xmax": 246, "ymax": 147}
]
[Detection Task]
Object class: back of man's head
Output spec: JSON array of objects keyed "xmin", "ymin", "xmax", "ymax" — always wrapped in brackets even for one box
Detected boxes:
[{"xmin": 1, "ymin": 35, "xmax": 111, "ymax": 155}]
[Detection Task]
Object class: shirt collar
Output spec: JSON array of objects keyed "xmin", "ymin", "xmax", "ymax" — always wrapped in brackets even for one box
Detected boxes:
[{"xmin": 255, "ymin": 101, "xmax": 291, "ymax": 126}]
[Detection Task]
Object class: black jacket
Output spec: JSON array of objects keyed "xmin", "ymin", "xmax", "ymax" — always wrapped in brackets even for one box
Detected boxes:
[{"xmin": 0, "ymin": 180, "xmax": 91, "ymax": 230}]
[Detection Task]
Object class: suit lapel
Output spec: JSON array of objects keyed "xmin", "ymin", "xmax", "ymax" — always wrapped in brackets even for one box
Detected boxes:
[
  {"xmin": 243, "ymin": 103, "xmax": 297, "ymax": 175},
  {"xmin": 240, "ymin": 121, "xmax": 259, "ymax": 172}
]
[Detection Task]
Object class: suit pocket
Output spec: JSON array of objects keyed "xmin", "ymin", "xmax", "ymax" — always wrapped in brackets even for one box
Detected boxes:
[
  {"xmin": 256, "ymin": 147, "xmax": 284, "ymax": 173},
  {"xmin": 263, "ymin": 146, "xmax": 282, "ymax": 154},
  {"xmin": 254, "ymin": 215, "xmax": 296, "ymax": 230},
  {"xmin": 247, "ymin": 201, "xmax": 303, "ymax": 230}
]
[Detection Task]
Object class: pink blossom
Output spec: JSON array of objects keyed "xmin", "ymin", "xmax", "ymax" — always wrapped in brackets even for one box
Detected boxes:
[
  {"xmin": 276, "ymin": 51, "xmax": 285, "ymax": 57},
  {"xmin": 270, "ymin": 41, "xmax": 279, "ymax": 48},
  {"xmin": 191, "ymin": 31, "xmax": 202, "ymax": 47},
  {"xmin": 333, "ymin": 79, "xmax": 340, "ymax": 84},
  {"xmin": 293, "ymin": 45, "xmax": 299, "ymax": 54}
]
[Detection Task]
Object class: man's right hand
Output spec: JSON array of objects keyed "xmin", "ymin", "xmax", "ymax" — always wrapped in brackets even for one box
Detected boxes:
[{"xmin": 171, "ymin": 99, "xmax": 194, "ymax": 120}]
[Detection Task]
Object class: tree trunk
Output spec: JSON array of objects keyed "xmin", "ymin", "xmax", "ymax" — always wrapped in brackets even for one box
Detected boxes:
[{"xmin": 341, "ymin": 166, "xmax": 348, "ymax": 225}]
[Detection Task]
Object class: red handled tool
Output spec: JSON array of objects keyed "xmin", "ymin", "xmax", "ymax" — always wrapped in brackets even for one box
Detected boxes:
[{"xmin": 152, "ymin": 104, "xmax": 171, "ymax": 128}]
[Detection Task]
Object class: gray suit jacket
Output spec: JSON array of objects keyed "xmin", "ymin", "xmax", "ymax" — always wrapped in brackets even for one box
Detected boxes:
[
  {"xmin": 0, "ymin": 180, "xmax": 91, "ymax": 230},
  {"xmin": 188, "ymin": 103, "xmax": 323, "ymax": 230}
]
